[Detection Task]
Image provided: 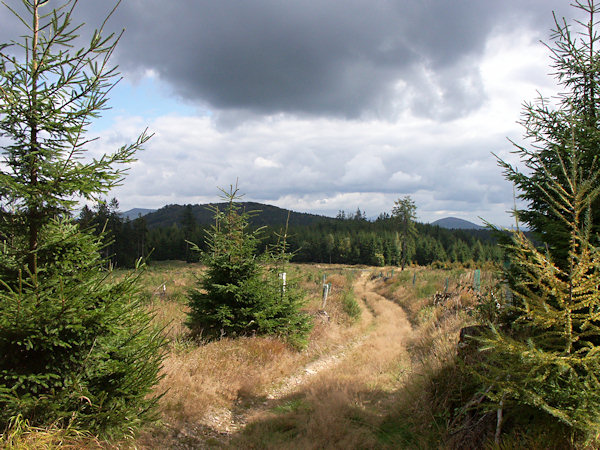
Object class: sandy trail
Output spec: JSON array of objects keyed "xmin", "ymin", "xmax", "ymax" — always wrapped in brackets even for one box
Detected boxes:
[
  {"xmin": 231, "ymin": 272, "xmax": 411, "ymax": 430},
  {"xmin": 263, "ymin": 271, "xmax": 379, "ymax": 400},
  {"xmin": 331, "ymin": 272, "xmax": 413, "ymax": 386},
  {"xmin": 163, "ymin": 271, "xmax": 413, "ymax": 448}
]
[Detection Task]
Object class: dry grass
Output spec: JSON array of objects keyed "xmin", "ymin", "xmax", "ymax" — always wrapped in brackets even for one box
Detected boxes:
[
  {"xmin": 238, "ymin": 384, "xmax": 384, "ymax": 449},
  {"xmin": 0, "ymin": 415, "xmax": 129, "ymax": 449},
  {"xmin": 9, "ymin": 262, "xmax": 494, "ymax": 448},
  {"xmin": 138, "ymin": 260, "xmax": 204, "ymax": 303},
  {"xmin": 370, "ymin": 267, "xmax": 487, "ymax": 447},
  {"xmin": 379, "ymin": 267, "xmax": 591, "ymax": 449},
  {"xmin": 226, "ymin": 270, "xmax": 417, "ymax": 449},
  {"xmin": 157, "ymin": 336, "xmax": 301, "ymax": 420},
  {"xmin": 137, "ymin": 262, "xmax": 367, "ymax": 448}
]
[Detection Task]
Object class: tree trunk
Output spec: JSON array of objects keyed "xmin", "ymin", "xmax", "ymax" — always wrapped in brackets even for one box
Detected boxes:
[{"xmin": 27, "ymin": 1, "xmax": 41, "ymax": 276}]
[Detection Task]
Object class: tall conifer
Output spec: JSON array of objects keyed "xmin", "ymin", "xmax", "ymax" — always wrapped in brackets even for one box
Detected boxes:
[
  {"xmin": 499, "ymin": 0, "xmax": 600, "ymax": 268},
  {"xmin": 479, "ymin": 0, "xmax": 600, "ymax": 441},
  {"xmin": 0, "ymin": 0, "xmax": 163, "ymax": 437},
  {"xmin": 392, "ymin": 196, "xmax": 417, "ymax": 270},
  {"xmin": 479, "ymin": 149, "xmax": 600, "ymax": 439}
]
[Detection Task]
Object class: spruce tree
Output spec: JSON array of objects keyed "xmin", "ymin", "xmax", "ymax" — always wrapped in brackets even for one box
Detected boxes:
[
  {"xmin": 0, "ymin": 0, "xmax": 163, "ymax": 437},
  {"xmin": 477, "ymin": 0, "xmax": 600, "ymax": 441},
  {"xmin": 187, "ymin": 185, "xmax": 312, "ymax": 348},
  {"xmin": 478, "ymin": 149, "xmax": 600, "ymax": 440},
  {"xmin": 499, "ymin": 0, "xmax": 600, "ymax": 268}
]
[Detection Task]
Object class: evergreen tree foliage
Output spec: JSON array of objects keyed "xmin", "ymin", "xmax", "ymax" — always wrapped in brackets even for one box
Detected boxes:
[
  {"xmin": 499, "ymin": 0, "xmax": 600, "ymax": 268},
  {"xmin": 77, "ymin": 198, "xmax": 149, "ymax": 268},
  {"xmin": 140, "ymin": 206, "xmax": 500, "ymax": 267},
  {"xmin": 187, "ymin": 186, "xmax": 312, "ymax": 348},
  {"xmin": 0, "ymin": 0, "xmax": 149, "ymax": 275},
  {"xmin": 392, "ymin": 196, "xmax": 417, "ymax": 270},
  {"xmin": 181, "ymin": 204, "xmax": 199, "ymax": 263},
  {"xmin": 114, "ymin": 197, "xmax": 500, "ymax": 267},
  {"xmin": 0, "ymin": 219, "xmax": 165, "ymax": 437},
  {"xmin": 478, "ymin": 150, "xmax": 600, "ymax": 439},
  {"xmin": 0, "ymin": 0, "xmax": 163, "ymax": 437},
  {"xmin": 477, "ymin": 1, "xmax": 600, "ymax": 441}
]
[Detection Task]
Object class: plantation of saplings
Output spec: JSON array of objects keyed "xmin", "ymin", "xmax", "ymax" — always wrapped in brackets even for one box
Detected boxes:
[{"xmin": 3, "ymin": 0, "xmax": 600, "ymax": 448}]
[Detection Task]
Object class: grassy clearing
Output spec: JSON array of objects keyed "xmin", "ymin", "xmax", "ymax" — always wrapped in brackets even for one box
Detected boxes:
[
  {"xmin": 228, "ymin": 267, "xmax": 432, "ymax": 449},
  {"xmin": 3, "ymin": 262, "xmax": 502, "ymax": 448},
  {"xmin": 374, "ymin": 266, "xmax": 594, "ymax": 449},
  {"xmin": 237, "ymin": 265, "xmax": 491, "ymax": 449},
  {"xmin": 0, "ymin": 415, "xmax": 126, "ymax": 449},
  {"xmin": 135, "ymin": 262, "xmax": 365, "ymax": 448}
]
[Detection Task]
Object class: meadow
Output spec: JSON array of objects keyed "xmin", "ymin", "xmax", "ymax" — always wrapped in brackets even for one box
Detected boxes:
[{"xmin": 0, "ymin": 261, "xmax": 500, "ymax": 449}]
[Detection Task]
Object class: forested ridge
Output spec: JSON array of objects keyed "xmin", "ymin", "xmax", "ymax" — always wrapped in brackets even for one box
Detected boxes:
[
  {"xmin": 140, "ymin": 202, "xmax": 331, "ymax": 229},
  {"xmin": 80, "ymin": 199, "xmax": 504, "ymax": 267}
]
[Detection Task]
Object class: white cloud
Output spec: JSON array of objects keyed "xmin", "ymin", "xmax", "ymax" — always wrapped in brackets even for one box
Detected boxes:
[
  {"xmin": 98, "ymin": 102, "xmax": 523, "ymax": 225},
  {"xmin": 389, "ymin": 170, "xmax": 422, "ymax": 187},
  {"xmin": 254, "ymin": 157, "xmax": 282, "ymax": 169},
  {"xmin": 341, "ymin": 154, "xmax": 386, "ymax": 185}
]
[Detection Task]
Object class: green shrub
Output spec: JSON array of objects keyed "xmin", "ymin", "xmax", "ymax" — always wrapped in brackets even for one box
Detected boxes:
[
  {"xmin": 187, "ymin": 186, "xmax": 312, "ymax": 348},
  {"xmin": 341, "ymin": 287, "xmax": 361, "ymax": 320}
]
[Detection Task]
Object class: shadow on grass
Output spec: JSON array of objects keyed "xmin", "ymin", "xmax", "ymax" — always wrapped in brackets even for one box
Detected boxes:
[
  {"xmin": 140, "ymin": 383, "xmax": 435, "ymax": 449},
  {"xmin": 223, "ymin": 384, "xmax": 440, "ymax": 450}
]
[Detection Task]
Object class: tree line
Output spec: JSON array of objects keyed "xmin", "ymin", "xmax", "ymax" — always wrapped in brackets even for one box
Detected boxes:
[{"xmin": 79, "ymin": 199, "xmax": 504, "ymax": 268}]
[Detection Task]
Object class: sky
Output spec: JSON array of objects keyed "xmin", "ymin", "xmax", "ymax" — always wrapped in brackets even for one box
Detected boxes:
[{"xmin": 0, "ymin": 0, "xmax": 585, "ymax": 226}]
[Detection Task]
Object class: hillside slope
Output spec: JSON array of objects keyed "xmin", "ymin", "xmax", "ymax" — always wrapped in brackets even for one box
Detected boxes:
[
  {"xmin": 142, "ymin": 202, "xmax": 334, "ymax": 229},
  {"xmin": 431, "ymin": 216, "xmax": 484, "ymax": 230}
]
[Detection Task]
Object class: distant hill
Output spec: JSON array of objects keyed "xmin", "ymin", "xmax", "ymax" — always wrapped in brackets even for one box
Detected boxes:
[
  {"xmin": 431, "ymin": 217, "xmax": 484, "ymax": 230},
  {"xmin": 141, "ymin": 202, "xmax": 334, "ymax": 229},
  {"xmin": 121, "ymin": 208, "xmax": 156, "ymax": 220}
]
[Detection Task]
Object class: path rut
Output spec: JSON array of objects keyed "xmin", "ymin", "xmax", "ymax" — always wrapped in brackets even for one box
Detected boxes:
[{"xmin": 163, "ymin": 271, "xmax": 413, "ymax": 448}]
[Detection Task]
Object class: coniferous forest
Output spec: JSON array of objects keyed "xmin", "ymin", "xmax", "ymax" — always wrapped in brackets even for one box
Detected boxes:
[{"xmin": 79, "ymin": 199, "xmax": 505, "ymax": 268}]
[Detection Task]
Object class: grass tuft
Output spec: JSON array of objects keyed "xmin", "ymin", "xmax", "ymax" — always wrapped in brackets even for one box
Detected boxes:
[
  {"xmin": 341, "ymin": 287, "xmax": 361, "ymax": 320},
  {"xmin": 0, "ymin": 414, "xmax": 125, "ymax": 449}
]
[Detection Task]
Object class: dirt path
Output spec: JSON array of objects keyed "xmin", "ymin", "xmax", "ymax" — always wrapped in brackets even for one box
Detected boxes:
[
  {"xmin": 332, "ymin": 272, "xmax": 413, "ymax": 387},
  {"xmin": 229, "ymin": 272, "xmax": 410, "ymax": 432},
  {"xmin": 263, "ymin": 271, "xmax": 379, "ymax": 401},
  {"xmin": 159, "ymin": 271, "xmax": 413, "ymax": 448}
]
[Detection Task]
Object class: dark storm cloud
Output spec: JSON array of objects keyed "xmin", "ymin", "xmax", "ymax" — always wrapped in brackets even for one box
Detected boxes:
[
  {"xmin": 0, "ymin": 0, "xmax": 574, "ymax": 119},
  {"xmin": 64, "ymin": 0, "xmax": 571, "ymax": 120}
]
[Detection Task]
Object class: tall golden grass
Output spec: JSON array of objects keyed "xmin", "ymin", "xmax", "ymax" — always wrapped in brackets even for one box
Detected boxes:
[
  {"xmin": 137, "ymin": 263, "xmax": 367, "ymax": 448},
  {"xmin": 0, "ymin": 415, "xmax": 126, "ymax": 449},
  {"xmin": 136, "ymin": 265, "xmax": 491, "ymax": 448},
  {"xmin": 2, "ymin": 262, "xmax": 497, "ymax": 448},
  {"xmin": 226, "ymin": 268, "xmax": 483, "ymax": 449}
]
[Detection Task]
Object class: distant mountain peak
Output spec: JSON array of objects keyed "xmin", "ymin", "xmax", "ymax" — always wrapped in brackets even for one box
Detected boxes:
[
  {"xmin": 120, "ymin": 208, "xmax": 156, "ymax": 220},
  {"xmin": 431, "ymin": 217, "xmax": 484, "ymax": 230}
]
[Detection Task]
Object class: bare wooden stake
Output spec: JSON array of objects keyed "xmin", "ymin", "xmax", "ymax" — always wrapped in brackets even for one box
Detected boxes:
[{"xmin": 495, "ymin": 398, "xmax": 504, "ymax": 445}]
